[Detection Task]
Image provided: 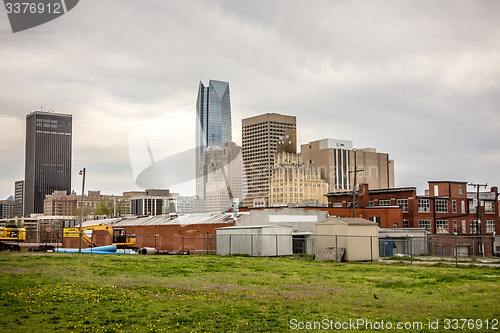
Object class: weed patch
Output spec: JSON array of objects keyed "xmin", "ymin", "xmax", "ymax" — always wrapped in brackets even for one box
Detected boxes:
[{"xmin": 0, "ymin": 253, "xmax": 498, "ymax": 332}]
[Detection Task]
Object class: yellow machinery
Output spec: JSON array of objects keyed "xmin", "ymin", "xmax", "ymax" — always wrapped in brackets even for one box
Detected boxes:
[
  {"xmin": 0, "ymin": 225, "xmax": 26, "ymax": 251},
  {"xmin": 63, "ymin": 224, "xmax": 136, "ymax": 249}
]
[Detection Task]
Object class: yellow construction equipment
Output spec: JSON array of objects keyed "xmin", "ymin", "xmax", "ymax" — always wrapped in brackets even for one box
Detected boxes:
[
  {"xmin": 0, "ymin": 225, "xmax": 26, "ymax": 251},
  {"xmin": 63, "ymin": 224, "xmax": 137, "ymax": 249}
]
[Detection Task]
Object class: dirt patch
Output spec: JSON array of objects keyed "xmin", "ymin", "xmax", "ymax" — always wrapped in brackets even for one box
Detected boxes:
[{"xmin": 2, "ymin": 266, "xmax": 31, "ymax": 274}]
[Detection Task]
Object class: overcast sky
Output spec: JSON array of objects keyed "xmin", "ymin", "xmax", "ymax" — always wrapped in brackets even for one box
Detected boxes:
[{"xmin": 0, "ymin": 0, "xmax": 499, "ymax": 199}]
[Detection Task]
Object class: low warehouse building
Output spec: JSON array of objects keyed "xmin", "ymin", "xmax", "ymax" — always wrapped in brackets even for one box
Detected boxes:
[
  {"xmin": 315, "ymin": 218, "xmax": 379, "ymax": 262},
  {"xmin": 216, "ymin": 225, "xmax": 293, "ymax": 257},
  {"xmin": 236, "ymin": 207, "xmax": 328, "ymax": 255},
  {"xmin": 78, "ymin": 213, "xmax": 236, "ymax": 253}
]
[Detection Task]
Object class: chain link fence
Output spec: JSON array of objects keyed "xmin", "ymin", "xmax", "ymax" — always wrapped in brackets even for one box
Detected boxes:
[{"xmin": 5, "ymin": 226, "xmax": 496, "ymax": 261}]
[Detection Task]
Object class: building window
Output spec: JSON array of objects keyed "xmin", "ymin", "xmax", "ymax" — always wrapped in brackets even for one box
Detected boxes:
[
  {"xmin": 331, "ymin": 202, "xmax": 342, "ymax": 208},
  {"xmin": 486, "ymin": 220, "xmax": 495, "ymax": 233},
  {"xmin": 436, "ymin": 220, "xmax": 449, "ymax": 234},
  {"xmin": 379, "ymin": 199, "xmax": 391, "ymax": 206},
  {"xmin": 418, "ymin": 199, "xmax": 430, "ymax": 212},
  {"xmin": 485, "ymin": 201, "xmax": 495, "ymax": 214},
  {"xmin": 452, "ymin": 200, "xmax": 457, "ymax": 213},
  {"xmin": 469, "ymin": 201, "xmax": 477, "ymax": 214},
  {"xmin": 453, "ymin": 220, "xmax": 457, "ymax": 233},
  {"xmin": 397, "ymin": 199, "xmax": 408, "ymax": 213},
  {"xmin": 370, "ymin": 216, "xmax": 381, "ymax": 227},
  {"xmin": 403, "ymin": 219, "xmax": 409, "ymax": 228},
  {"xmin": 368, "ymin": 200, "xmax": 374, "ymax": 207},
  {"xmin": 461, "ymin": 220, "xmax": 466, "ymax": 233},
  {"xmin": 470, "ymin": 220, "xmax": 479, "ymax": 234},
  {"xmin": 419, "ymin": 220, "xmax": 431, "ymax": 231},
  {"xmin": 435, "ymin": 200, "xmax": 448, "ymax": 213},
  {"xmin": 393, "ymin": 223, "xmax": 398, "ymax": 228},
  {"xmin": 458, "ymin": 185, "xmax": 463, "ymax": 195},
  {"xmin": 461, "ymin": 200, "xmax": 466, "ymax": 214}
]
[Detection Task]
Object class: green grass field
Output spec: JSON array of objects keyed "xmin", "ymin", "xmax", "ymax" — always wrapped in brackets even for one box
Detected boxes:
[{"xmin": 1, "ymin": 253, "xmax": 499, "ymax": 332}]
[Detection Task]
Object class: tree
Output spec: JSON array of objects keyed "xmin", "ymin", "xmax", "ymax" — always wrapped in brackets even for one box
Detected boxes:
[
  {"xmin": 72, "ymin": 205, "xmax": 92, "ymax": 221},
  {"xmin": 94, "ymin": 199, "xmax": 112, "ymax": 217}
]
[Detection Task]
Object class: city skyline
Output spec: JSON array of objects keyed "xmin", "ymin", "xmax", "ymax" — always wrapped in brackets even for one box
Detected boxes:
[{"xmin": 0, "ymin": 1, "xmax": 499, "ymax": 199}]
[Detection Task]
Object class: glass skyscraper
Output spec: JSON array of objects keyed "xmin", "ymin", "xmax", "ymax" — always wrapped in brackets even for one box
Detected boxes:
[
  {"xmin": 24, "ymin": 111, "xmax": 72, "ymax": 216},
  {"xmin": 196, "ymin": 80, "xmax": 232, "ymax": 199}
]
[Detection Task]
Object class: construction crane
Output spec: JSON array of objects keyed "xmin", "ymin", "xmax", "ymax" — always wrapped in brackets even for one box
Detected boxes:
[{"xmin": 207, "ymin": 138, "xmax": 238, "ymax": 218}]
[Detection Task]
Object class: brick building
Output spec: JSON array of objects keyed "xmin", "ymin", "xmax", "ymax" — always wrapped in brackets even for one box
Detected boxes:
[
  {"xmin": 239, "ymin": 205, "xmax": 403, "ymax": 230},
  {"xmin": 43, "ymin": 190, "xmax": 77, "ymax": 216},
  {"xmin": 326, "ymin": 181, "xmax": 499, "ymax": 236},
  {"xmin": 76, "ymin": 213, "xmax": 236, "ymax": 253}
]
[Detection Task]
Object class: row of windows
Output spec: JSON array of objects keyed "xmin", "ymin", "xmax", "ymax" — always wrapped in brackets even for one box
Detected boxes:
[
  {"xmin": 350, "ymin": 197, "xmax": 488, "ymax": 215},
  {"xmin": 418, "ymin": 199, "xmax": 467, "ymax": 213},
  {"xmin": 243, "ymin": 122, "xmax": 295, "ymax": 130},
  {"xmin": 242, "ymin": 131, "xmax": 286, "ymax": 139},
  {"xmin": 272, "ymin": 193, "xmax": 304, "ymax": 198},
  {"xmin": 418, "ymin": 219, "xmax": 496, "ymax": 233}
]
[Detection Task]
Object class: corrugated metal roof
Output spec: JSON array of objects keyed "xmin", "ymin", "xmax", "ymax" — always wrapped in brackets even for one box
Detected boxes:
[
  {"xmin": 320, "ymin": 217, "xmax": 378, "ymax": 226},
  {"xmin": 80, "ymin": 213, "xmax": 237, "ymax": 227},
  {"xmin": 217, "ymin": 225, "xmax": 291, "ymax": 230}
]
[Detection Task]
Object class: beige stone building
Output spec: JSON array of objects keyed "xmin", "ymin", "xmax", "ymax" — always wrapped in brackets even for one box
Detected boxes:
[
  {"xmin": 43, "ymin": 190, "xmax": 77, "ymax": 216},
  {"xmin": 242, "ymin": 113, "xmax": 296, "ymax": 208},
  {"xmin": 269, "ymin": 151, "xmax": 329, "ymax": 207},
  {"xmin": 44, "ymin": 190, "xmax": 132, "ymax": 217},
  {"xmin": 301, "ymin": 139, "xmax": 394, "ymax": 193}
]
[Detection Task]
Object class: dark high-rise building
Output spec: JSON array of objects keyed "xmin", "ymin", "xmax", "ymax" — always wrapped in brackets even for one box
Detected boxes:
[
  {"xmin": 196, "ymin": 80, "xmax": 232, "ymax": 199},
  {"xmin": 24, "ymin": 111, "xmax": 72, "ymax": 216}
]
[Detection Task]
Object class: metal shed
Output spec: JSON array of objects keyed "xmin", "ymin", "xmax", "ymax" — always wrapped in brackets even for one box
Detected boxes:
[
  {"xmin": 378, "ymin": 228, "xmax": 428, "ymax": 257},
  {"xmin": 216, "ymin": 225, "xmax": 293, "ymax": 257},
  {"xmin": 315, "ymin": 218, "xmax": 379, "ymax": 262}
]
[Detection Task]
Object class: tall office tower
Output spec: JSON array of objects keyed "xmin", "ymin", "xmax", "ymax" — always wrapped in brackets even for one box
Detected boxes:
[
  {"xmin": 24, "ymin": 111, "xmax": 72, "ymax": 216},
  {"xmin": 196, "ymin": 80, "xmax": 232, "ymax": 200},
  {"xmin": 301, "ymin": 139, "xmax": 394, "ymax": 193},
  {"xmin": 242, "ymin": 113, "xmax": 296, "ymax": 208},
  {"xmin": 14, "ymin": 180, "xmax": 24, "ymax": 217}
]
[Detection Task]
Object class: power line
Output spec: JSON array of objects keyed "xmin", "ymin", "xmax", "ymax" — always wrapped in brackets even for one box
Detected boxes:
[
  {"xmin": 0, "ymin": 149, "xmax": 132, "ymax": 171},
  {"xmin": 0, "ymin": 112, "xmax": 193, "ymax": 147}
]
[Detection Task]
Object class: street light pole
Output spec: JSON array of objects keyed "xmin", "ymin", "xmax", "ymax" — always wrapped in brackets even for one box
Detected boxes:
[{"xmin": 78, "ymin": 168, "xmax": 86, "ymax": 254}]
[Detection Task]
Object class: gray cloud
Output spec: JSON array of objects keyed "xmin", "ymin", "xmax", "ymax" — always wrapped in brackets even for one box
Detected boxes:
[{"xmin": 0, "ymin": 0, "xmax": 499, "ymax": 199}]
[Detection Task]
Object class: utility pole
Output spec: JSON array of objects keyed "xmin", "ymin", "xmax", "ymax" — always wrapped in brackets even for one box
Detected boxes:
[
  {"xmin": 468, "ymin": 182, "xmax": 487, "ymax": 256},
  {"xmin": 78, "ymin": 168, "xmax": 86, "ymax": 254},
  {"xmin": 350, "ymin": 150, "xmax": 364, "ymax": 218}
]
